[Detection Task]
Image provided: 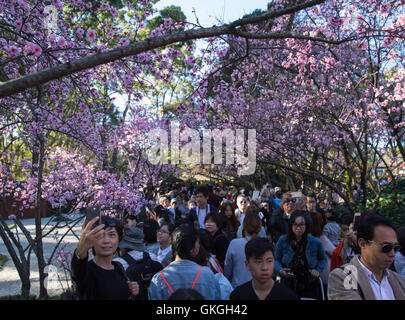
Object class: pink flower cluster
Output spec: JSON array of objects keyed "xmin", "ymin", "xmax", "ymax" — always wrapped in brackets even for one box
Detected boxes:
[{"xmin": 23, "ymin": 43, "xmax": 42, "ymax": 57}]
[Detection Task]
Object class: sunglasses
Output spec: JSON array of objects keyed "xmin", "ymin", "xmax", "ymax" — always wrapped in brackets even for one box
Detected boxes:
[
  {"xmin": 101, "ymin": 218, "xmax": 117, "ymax": 228},
  {"xmin": 285, "ymin": 199, "xmax": 295, "ymax": 204},
  {"xmin": 368, "ymin": 240, "xmax": 401, "ymax": 253}
]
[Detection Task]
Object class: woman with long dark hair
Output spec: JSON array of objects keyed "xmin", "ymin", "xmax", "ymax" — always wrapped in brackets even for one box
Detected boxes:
[
  {"xmin": 219, "ymin": 202, "xmax": 240, "ymax": 240},
  {"xmin": 204, "ymin": 212, "xmax": 230, "ymax": 268},
  {"xmin": 274, "ymin": 211, "xmax": 327, "ymax": 299}
]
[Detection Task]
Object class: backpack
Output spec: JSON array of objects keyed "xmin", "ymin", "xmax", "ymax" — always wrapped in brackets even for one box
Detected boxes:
[
  {"xmin": 123, "ymin": 252, "xmax": 163, "ymax": 300},
  {"xmin": 213, "ymin": 232, "xmax": 226, "ymax": 242}
]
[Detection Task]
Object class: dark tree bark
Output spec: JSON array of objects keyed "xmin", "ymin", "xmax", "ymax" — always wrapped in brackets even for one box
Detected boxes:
[{"xmin": 0, "ymin": 0, "xmax": 338, "ymax": 98}]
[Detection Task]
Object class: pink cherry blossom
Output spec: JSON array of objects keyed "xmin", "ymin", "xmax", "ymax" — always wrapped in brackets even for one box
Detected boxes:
[
  {"xmin": 110, "ymin": 7, "xmax": 118, "ymax": 17},
  {"xmin": 57, "ymin": 37, "xmax": 66, "ymax": 48},
  {"xmin": 101, "ymin": 3, "xmax": 110, "ymax": 10},
  {"xmin": 119, "ymin": 38, "xmax": 130, "ymax": 46},
  {"xmin": 76, "ymin": 27, "xmax": 84, "ymax": 37},
  {"xmin": 23, "ymin": 43, "xmax": 42, "ymax": 57},
  {"xmin": 7, "ymin": 45, "xmax": 20, "ymax": 57},
  {"xmin": 86, "ymin": 29, "xmax": 96, "ymax": 42}
]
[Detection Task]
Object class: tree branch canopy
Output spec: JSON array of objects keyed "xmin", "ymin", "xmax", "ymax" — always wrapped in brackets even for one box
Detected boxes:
[{"xmin": 0, "ymin": 0, "xmax": 326, "ymax": 98}]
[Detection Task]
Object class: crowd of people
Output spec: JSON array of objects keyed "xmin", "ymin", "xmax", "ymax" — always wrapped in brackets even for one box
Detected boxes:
[{"xmin": 70, "ymin": 183, "xmax": 405, "ymax": 300}]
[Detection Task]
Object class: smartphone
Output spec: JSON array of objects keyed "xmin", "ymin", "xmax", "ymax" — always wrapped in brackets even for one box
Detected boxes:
[{"xmin": 85, "ymin": 206, "xmax": 101, "ymax": 229}]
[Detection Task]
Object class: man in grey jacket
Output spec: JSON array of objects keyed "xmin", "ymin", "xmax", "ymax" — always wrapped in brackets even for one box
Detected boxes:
[{"xmin": 328, "ymin": 216, "xmax": 405, "ymax": 300}]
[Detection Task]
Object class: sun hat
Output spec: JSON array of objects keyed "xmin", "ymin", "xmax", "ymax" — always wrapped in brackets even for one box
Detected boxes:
[{"xmin": 118, "ymin": 227, "xmax": 146, "ymax": 252}]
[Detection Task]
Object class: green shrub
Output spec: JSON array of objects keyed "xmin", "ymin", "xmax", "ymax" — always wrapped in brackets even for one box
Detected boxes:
[{"xmin": 367, "ymin": 179, "xmax": 405, "ymax": 228}]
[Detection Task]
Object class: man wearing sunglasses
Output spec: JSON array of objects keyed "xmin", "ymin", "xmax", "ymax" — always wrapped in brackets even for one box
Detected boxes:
[
  {"xmin": 328, "ymin": 216, "xmax": 405, "ymax": 300},
  {"xmin": 235, "ymin": 194, "xmax": 248, "ymax": 225}
]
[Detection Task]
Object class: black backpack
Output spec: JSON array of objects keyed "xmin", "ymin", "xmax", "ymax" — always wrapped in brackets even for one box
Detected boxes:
[{"xmin": 122, "ymin": 252, "xmax": 163, "ymax": 300}]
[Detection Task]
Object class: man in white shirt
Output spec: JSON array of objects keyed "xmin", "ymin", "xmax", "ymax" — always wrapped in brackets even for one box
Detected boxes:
[
  {"xmin": 328, "ymin": 216, "xmax": 405, "ymax": 300},
  {"xmin": 235, "ymin": 194, "xmax": 248, "ymax": 225},
  {"xmin": 150, "ymin": 223, "xmax": 174, "ymax": 267},
  {"xmin": 188, "ymin": 185, "xmax": 218, "ymax": 229}
]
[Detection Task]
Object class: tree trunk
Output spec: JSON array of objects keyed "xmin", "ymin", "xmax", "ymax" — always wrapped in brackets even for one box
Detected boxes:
[
  {"xmin": 34, "ymin": 137, "xmax": 48, "ymax": 299},
  {"xmin": 20, "ymin": 274, "xmax": 31, "ymax": 300},
  {"xmin": 0, "ymin": 199, "xmax": 32, "ymax": 298},
  {"xmin": 360, "ymin": 136, "xmax": 368, "ymax": 215}
]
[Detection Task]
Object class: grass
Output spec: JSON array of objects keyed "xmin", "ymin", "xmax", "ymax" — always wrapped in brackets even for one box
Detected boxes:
[{"xmin": 0, "ymin": 254, "xmax": 8, "ymax": 270}]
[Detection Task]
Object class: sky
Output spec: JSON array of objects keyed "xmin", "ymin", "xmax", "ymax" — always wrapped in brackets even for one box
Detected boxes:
[{"xmin": 154, "ymin": 0, "xmax": 270, "ymax": 27}]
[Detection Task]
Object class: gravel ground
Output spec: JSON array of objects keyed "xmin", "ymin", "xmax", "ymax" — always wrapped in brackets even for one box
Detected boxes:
[{"xmin": 0, "ymin": 216, "xmax": 83, "ymax": 298}]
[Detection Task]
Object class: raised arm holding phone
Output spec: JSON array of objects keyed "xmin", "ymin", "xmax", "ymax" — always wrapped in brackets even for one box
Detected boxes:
[{"xmin": 71, "ymin": 216, "xmax": 140, "ymax": 300}]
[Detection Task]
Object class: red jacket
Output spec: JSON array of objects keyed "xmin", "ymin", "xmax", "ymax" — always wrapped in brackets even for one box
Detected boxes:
[{"xmin": 330, "ymin": 240, "xmax": 345, "ymax": 272}]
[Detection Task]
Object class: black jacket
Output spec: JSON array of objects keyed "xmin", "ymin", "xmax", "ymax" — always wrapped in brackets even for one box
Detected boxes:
[
  {"xmin": 212, "ymin": 230, "xmax": 230, "ymax": 269},
  {"xmin": 270, "ymin": 208, "xmax": 314, "ymax": 243},
  {"xmin": 269, "ymin": 207, "xmax": 291, "ymax": 243},
  {"xmin": 260, "ymin": 208, "xmax": 272, "ymax": 234},
  {"xmin": 71, "ymin": 250, "xmax": 130, "ymax": 300}
]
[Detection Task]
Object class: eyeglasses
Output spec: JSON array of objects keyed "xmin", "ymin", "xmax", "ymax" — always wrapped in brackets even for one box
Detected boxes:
[
  {"xmin": 293, "ymin": 223, "xmax": 306, "ymax": 229},
  {"xmin": 368, "ymin": 240, "xmax": 401, "ymax": 253},
  {"xmin": 285, "ymin": 199, "xmax": 295, "ymax": 204}
]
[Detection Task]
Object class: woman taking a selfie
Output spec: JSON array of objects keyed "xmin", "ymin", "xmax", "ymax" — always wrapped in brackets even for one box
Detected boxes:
[{"xmin": 71, "ymin": 216, "xmax": 140, "ymax": 300}]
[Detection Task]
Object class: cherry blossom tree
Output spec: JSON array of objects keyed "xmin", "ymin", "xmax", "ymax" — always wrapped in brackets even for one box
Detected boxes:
[
  {"xmin": 176, "ymin": 0, "xmax": 404, "ymax": 213},
  {"xmin": 0, "ymin": 0, "xmax": 403, "ymax": 299}
]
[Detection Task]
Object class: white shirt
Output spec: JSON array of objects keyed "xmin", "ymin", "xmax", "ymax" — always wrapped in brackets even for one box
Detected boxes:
[
  {"xmin": 157, "ymin": 245, "xmax": 172, "ymax": 264},
  {"xmin": 197, "ymin": 206, "xmax": 208, "ymax": 229},
  {"xmin": 357, "ymin": 256, "xmax": 395, "ymax": 300}
]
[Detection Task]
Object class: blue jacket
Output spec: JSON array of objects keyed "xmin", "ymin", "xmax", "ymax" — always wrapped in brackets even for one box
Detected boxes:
[
  {"xmin": 274, "ymin": 235, "xmax": 327, "ymax": 275},
  {"xmin": 148, "ymin": 259, "xmax": 221, "ymax": 300}
]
